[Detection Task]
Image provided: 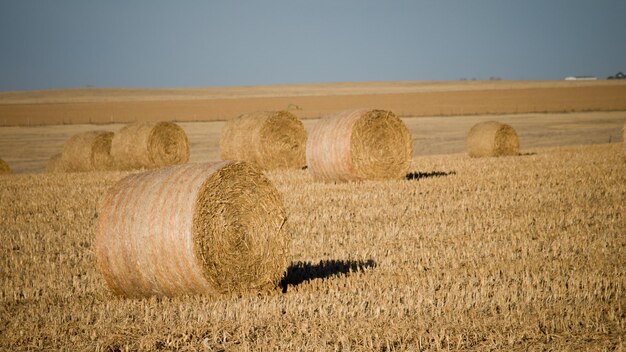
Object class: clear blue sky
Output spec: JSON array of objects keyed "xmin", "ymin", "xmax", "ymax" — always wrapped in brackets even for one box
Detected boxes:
[{"xmin": 0, "ymin": 1, "xmax": 624, "ymax": 91}]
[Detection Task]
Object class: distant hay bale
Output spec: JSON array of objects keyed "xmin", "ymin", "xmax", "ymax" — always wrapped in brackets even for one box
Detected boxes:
[
  {"xmin": 220, "ymin": 111, "xmax": 307, "ymax": 170},
  {"xmin": 306, "ymin": 109, "xmax": 412, "ymax": 181},
  {"xmin": 623, "ymin": 122, "xmax": 625, "ymax": 153},
  {"xmin": 467, "ymin": 121, "xmax": 520, "ymax": 157},
  {"xmin": 0, "ymin": 159, "xmax": 10, "ymax": 174},
  {"xmin": 47, "ymin": 153, "xmax": 68, "ymax": 173},
  {"xmin": 95, "ymin": 161, "xmax": 289, "ymax": 298},
  {"xmin": 111, "ymin": 121, "xmax": 189, "ymax": 170},
  {"xmin": 60, "ymin": 131, "xmax": 114, "ymax": 172}
]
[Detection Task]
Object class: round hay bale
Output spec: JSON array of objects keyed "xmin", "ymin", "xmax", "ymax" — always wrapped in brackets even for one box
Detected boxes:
[
  {"xmin": 46, "ymin": 153, "xmax": 68, "ymax": 173},
  {"xmin": 306, "ymin": 109, "xmax": 412, "ymax": 181},
  {"xmin": 0, "ymin": 158, "xmax": 10, "ymax": 174},
  {"xmin": 467, "ymin": 121, "xmax": 520, "ymax": 157},
  {"xmin": 220, "ymin": 111, "xmax": 307, "ymax": 170},
  {"xmin": 60, "ymin": 130, "xmax": 114, "ymax": 172},
  {"xmin": 95, "ymin": 161, "xmax": 289, "ymax": 298},
  {"xmin": 623, "ymin": 122, "xmax": 625, "ymax": 153},
  {"xmin": 111, "ymin": 121, "xmax": 189, "ymax": 170}
]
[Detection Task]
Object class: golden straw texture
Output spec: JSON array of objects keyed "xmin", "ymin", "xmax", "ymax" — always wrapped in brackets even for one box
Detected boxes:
[
  {"xmin": 467, "ymin": 121, "xmax": 520, "ymax": 157},
  {"xmin": 95, "ymin": 161, "xmax": 289, "ymax": 298},
  {"xmin": 306, "ymin": 109, "xmax": 412, "ymax": 181},
  {"xmin": 220, "ymin": 111, "xmax": 307, "ymax": 170},
  {"xmin": 60, "ymin": 131, "xmax": 114, "ymax": 172},
  {"xmin": 110, "ymin": 121, "xmax": 189, "ymax": 170},
  {"xmin": 0, "ymin": 159, "xmax": 10, "ymax": 174},
  {"xmin": 46, "ymin": 154, "xmax": 67, "ymax": 173},
  {"xmin": 622, "ymin": 123, "xmax": 626, "ymax": 153}
]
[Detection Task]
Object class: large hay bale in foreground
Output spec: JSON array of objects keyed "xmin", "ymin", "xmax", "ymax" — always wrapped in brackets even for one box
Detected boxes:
[
  {"xmin": 220, "ymin": 111, "xmax": 307, "ymax": 170},
  {"xmin": 111, "ymin": 121, "xmax": 189, "ymax": 170},
  {"xmin": 467, "ymin": 121, "xmax": 520, "ymax": 157},
  {"xmin": 306, "ymin": 109, "xmax": 412, "ymax": 181},
  {"xmin": 95, "ymin": 161, "xmax": 289, "ymax": 298},
  {"xmin": 60, "ymin": 131, "xmax": 114, "ymax": 172},
  {"xmin": 0, "ymin": 159, "xmax": 10, "ymax": 174}
]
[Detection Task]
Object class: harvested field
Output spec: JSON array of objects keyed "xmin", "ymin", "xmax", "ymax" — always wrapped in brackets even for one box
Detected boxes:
[
  {"xmin": 0, "ymin": 143, "xmax": 624, "ymax": 350},
  {"xmin": 1, "ymin": 80, "xmax": 625, "ymax": 126}
]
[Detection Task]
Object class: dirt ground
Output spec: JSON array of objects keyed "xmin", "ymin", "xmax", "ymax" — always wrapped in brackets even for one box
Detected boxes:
[
  {"xmin": 0, "ymin": 111, "xmax": 624, "ymax": 174},
  {"xmin": 3, "ymin": 80, "xmax": 623, "ymax": 103},
  {"xmin": 1, "ymin": 80, "xmax": 625, "ymax": 126}
]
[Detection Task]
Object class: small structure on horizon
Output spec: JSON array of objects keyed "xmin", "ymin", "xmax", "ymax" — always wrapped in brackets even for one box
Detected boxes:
[
  {"xmin": 565, "ymin": 76, "xmax": 598, "ymax": 81},
  {"xmin": 607, "ymin": 72, "xmax": 625, "ymax": 79}
]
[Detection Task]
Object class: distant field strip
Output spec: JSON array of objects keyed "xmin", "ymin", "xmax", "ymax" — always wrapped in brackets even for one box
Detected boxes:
[
  {"xmin": 1, "ymin": 111, "xmax": 624, "ymax": 174},
  {"xmin": 1, "ymin": 84, "xmax": 625, "ymax": 126}
]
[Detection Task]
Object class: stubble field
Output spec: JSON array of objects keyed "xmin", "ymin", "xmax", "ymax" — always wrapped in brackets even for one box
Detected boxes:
[
  {"xmin": 0, "ymin": 81, "xmax": 625, "ymax": 350},
  {"xmin": 1, "ymin": 142, "xmax": 624, "ymax": 350}
]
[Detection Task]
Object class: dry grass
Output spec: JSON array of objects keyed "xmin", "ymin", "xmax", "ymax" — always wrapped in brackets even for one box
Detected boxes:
[{"xmin": 1, "ymin": 143, "xmax": 624, "ymax": 350}]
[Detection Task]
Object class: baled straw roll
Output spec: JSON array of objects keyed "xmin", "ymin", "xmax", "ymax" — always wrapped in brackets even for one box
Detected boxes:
[
  {"xmin": 306, "ymin": 109, "xmax": 412, "ymax": 181},
  {"xmin": 111, "ymin": 121, "xmax": 189, "ymax": 170},
  {"xmin": 0, "ymin": 159, "xmax": 10, "ymax": 174},
  {"xmin": 60, "ymin": 131, "xmax": 114, "ymax": 172},
  {"xmin": 622, "ymin": 123, "xmax": 626, "ymax": 153},
  {"xmin": 47, "ymin": 153, "xmax": 67, "ymax": 173},
  {"xmin": 95, "ymin": 161, "xmax": 290, "ymax": 298},
  {"xmin": 220, "ymin": 111, "xmax": 307, "ymax": 170},
  {"xmin": 467, "ymin": 121, "xmax": 519, "ymax": 157}
]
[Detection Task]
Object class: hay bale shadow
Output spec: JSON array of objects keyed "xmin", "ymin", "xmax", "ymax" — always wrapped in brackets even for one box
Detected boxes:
[
  {"xmin": 405, "ymin": 171, "xmax": 456, "ymax": 181},
  {"xmin": 520, "ymin": 152, "xmax": 537, "ymax": 156},
  {"xmin": 281, "ymin": 259, "xmax": 377, "ymax": 292}
]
